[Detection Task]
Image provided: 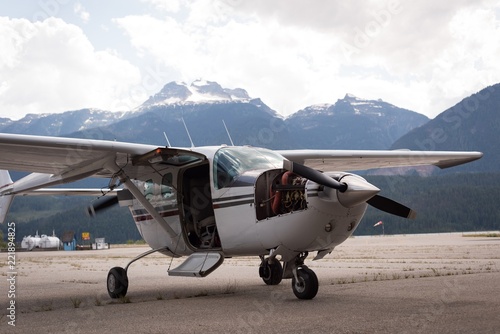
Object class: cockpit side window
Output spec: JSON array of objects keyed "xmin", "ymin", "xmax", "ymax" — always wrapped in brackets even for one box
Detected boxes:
[
  {"xmin": 213, "ymin": 147, "xmax": 284, "ymax": 189},
  {"xmin": 161, "ymin": 173, "xmax": 175, "ymax": 199},
  {"xmin": 214, "ymin": 150, "xmax": 239, "ymax": 189}
]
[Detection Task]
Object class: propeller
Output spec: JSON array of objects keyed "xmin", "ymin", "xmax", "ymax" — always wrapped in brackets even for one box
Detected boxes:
[
  {"xmin": 283, "ymin": 160, "xmax": 348, "ymax": 192},
  {"xmin": 283, "ymin": 160, "xmax": 417, "ymax": 219},
  {"xmin": 86, "ymin": 196, "xmax": 119, "ymax": 217},
  {"xmin": 367, "ymin": 195, "xmax": 416, "ymax": 219}
]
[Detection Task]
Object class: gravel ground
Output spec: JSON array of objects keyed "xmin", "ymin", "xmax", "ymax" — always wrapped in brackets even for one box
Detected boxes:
[{"xmin": 2, "ymin": 232, "xmax": 500, "ymax": 333}]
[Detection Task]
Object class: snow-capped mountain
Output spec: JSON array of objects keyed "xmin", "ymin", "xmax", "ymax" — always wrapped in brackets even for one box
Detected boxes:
[
  {"xmin": 0, "ymin": 83, "xmax": 428, "ymax": 150},
  {"xmin": 63, "ymin": 80, "xmax": 286, "ymax": 147},
  {"xmin": 293, "ymin": 93, "xmax": 419, "ymax": 118},
  {"xmin": 139, "ymin": 80, "xmax": 252, "ymax": 109},
  {"xmin": 285, "ymin": 94, "xmax": 429, "ymax": 149},
  {"xmin": 0, "ymin": 109, "xmax": 130, "ymax": 137}
]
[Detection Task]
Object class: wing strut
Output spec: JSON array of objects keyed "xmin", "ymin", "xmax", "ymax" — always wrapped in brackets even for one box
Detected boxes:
[{"xmin": 105, "ymin": 162, "xmax": 179, "ymax": 240}]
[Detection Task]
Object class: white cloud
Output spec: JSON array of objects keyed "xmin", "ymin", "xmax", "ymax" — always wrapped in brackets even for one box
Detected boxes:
[
  {"xmin": 74, "ymin": 2, "xmax": 90, "ymax": 23},
  {"xmin": 114, "ymin": 4, "xmax": 348, "ymax": 114},
  {"xmin": 111, "ymin": 0, "xmax": 500, "ymax": 118},
  {"xmin": 1, "ymin": 0, "xmax": 500, "ymax": 120},
  {"xmin": 0, "ymin": 17, "xmax": 141, "ymax": 120},
  {"xmin": 141, "ymin": 0, "xmax": 182, "ymax": 13}
]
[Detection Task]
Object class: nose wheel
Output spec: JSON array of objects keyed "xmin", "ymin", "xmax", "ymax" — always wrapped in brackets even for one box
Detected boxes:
[
  {"xmin": 292, "ymin": 266, "xmax": 318, "ymax": 300},
  {"xmin": 259, "ymin": 257, "xmax": 283, "ymax": 285}
]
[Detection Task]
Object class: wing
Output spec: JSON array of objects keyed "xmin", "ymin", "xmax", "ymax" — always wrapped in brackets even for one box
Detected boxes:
[
  {"xmin": 0, "ymin": 133, "xmax": 209, "ymax": 195},
  {"xmin": 0, "ymin": 133, "xmax": 157, "ymax": 178},
  {"xmin": 276, "ymin": 149, "xmax": 483, "ymax": 171},
  {"xmin": 0, "ymin": 133, "xmax": 203, "ymax": 224}
]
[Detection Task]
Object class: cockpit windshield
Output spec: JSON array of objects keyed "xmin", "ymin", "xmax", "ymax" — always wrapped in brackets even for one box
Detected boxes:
[{"xmin": 213, "ymin": 147, "xmax": 284, "ymax": 189}]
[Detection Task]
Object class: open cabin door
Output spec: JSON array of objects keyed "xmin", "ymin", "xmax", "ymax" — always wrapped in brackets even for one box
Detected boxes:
[
  {"xmin": 179, "ymin": 162, "xmax": 221, "ymax": 250},
  {"xmin": 132, "ymin": 148, "xmax": 220, "ymax": 250}
]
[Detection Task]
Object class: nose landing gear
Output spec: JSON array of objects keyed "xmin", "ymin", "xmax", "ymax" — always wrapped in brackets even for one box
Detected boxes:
[{"xmin": 259, "ymin": 256, "xmax": 283, "ymax": 285}]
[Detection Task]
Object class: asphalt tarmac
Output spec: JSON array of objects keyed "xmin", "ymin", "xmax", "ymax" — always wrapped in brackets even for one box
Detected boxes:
[{"xmin": 2, "ymin": 233, "xmax": 500, "ymax": 333}]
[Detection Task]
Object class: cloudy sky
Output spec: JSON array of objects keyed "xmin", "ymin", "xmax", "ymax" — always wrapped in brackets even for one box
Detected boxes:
[{"xmin": 1, "ymin": 0, "xmax": 499, "ymax": 120}]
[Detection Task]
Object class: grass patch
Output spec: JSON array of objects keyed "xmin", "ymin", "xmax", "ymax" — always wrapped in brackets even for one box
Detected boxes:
[
  {"xmin": 221, "ymin": 281, "xmax": 238, "ymax": 295},
  {"xmin": 70, "ymin": 297, "xmax": 82, "ymax": 308},
  {"xmin": 36, "ymin": 302, "xmax": 53, "ymax": 312},
  {"xmin": 193, "ymin": 290, "xmax": 209, "ymax": 298},
  {"xmin": 94, "ymin": 296, "xmax": 103, "ymax": 306},
  {"xmin": 119, "ymin": 296, "xmax": 131, "ymax": 304},
  {"xmin": 463, "ymin": 233, "xmax": 500, "ymax": 238}
]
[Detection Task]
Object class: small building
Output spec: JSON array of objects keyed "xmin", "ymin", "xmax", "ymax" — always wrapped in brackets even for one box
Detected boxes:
[
  {"xmin": 62, "ymin": 231, "xmax": 76, "ymax": 251},
  {"xmin": 92, "ymin": 237, "xmax": 109, "ymax": 250}
]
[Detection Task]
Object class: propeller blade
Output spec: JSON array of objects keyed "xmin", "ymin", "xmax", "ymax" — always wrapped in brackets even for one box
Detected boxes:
[
  {"xmin": 367, "ymin": 195, "xmax": 417, "ymax": 219},
  {"xmin": 283, "ymin": 160, "xmax": 348, "ymax": 192},
  {"xmin": 86, "ymin": 196, "xmax": 119, "ymax": 217}
]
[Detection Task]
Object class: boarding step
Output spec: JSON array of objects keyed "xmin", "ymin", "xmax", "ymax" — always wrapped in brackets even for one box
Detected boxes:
[{"xmin": 168, "ymin": 252, "xmax": 224, "ymax": 277}]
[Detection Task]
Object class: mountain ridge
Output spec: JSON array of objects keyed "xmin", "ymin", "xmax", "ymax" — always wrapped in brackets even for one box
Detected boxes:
[
  {"xmin": 285, "ymin": 93, "xmax": 428, "ymax": 149},
  {"xmin": 391, "ymin": 83, "xmax": 500, "ymax": 172}
]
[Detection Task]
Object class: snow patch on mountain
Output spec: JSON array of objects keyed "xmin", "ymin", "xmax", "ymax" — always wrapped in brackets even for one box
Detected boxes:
[
  {"xmin": 341, "ymin": 94, "xmax": 392, "ymax": 116},
  {"xmin": 139, "ymin": 80, "xmax": 252, "ymax": 109}
]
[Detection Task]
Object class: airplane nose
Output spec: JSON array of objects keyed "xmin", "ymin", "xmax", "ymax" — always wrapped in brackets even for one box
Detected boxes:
[{"xmin": 336, "ymin": 175, "xmax": 380, "ymax": 208}]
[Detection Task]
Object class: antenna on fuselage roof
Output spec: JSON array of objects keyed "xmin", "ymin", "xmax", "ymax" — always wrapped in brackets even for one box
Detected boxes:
[
  {"xmin": 163, "ymin": 131, "xmax": 171, "ymax": 147},
  {"xmin": 222, "ymin": 120, "xmax": 235, "ymax": 146},
  {"xmin": 181, "ymin": 117, "xmax": 195, "ymax": 148}
]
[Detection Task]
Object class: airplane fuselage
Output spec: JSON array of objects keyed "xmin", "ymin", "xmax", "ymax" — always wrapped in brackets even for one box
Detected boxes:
[{"xmin": 123, "ymin": 146, "xmax": 368, "ymax": 263}]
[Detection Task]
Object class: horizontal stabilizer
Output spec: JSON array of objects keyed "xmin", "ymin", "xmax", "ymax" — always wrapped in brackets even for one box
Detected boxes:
[
  {"xmin": 168, "ymin": 252, "xmax": 224, "ymax": 277},
  {"xmin": 0, "ymin": 170, "xmax": 13, "ymax": 224}
]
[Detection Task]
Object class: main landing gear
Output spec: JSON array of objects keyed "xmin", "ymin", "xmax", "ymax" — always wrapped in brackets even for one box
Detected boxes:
[
  {"xmin": 292, "ymin": 266, "xmax": 318, "ymax": 300},
  {"xmin": 107, "ymin": 266, "xmax": 128, "ymax": 298},
  {"xmin": 259, "ymin": 251, "xmax": 319, "ymax": 300},
  {"xmin": 289, "ymin": 252, "xmax": 318, "ymax": 300},
  {"xmin": 107, "ymin": 247, "xmax": 169, "ymax": 299}
]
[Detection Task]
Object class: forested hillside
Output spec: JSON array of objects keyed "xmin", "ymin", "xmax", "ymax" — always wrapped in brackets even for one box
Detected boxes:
[
  {"xmin": 357, "ymin": 173, "xmax": 500, "ymax": 235},
  {"xmin": 4, "ymin": 196, "xmax": 138, "ymax": 244},
  {"xmin": 391, "ymin": 83, "xmax": 500, "ymax": 173}
]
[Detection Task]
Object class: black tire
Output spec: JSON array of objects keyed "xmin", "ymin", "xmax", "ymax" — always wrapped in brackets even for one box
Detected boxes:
[
  {"xmin": 107, "ymin": 267, "xmax": 128, "ymax": 299},
  {"xmin": 260, "ymin": 259, "xmax": 283, "ymax": 285},
  {"xmin": 292, "ymin": 267, "xmax": 318, "ymax": 300}
]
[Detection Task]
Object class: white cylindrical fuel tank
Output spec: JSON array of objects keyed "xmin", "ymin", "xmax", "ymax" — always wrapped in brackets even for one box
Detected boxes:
[
  {"xmin": 21, "ymin": 234, "xmax": 41, "ymax": 250},
  {"xmin": 39, "ymin": 235, "xmax": 62, "ymax": 249}
]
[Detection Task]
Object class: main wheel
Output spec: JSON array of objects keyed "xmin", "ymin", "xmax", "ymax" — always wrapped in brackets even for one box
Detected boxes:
[
  {"xmin": 107, "ymin": 267, "xmax": 129, "ymax": 298},
  {"xmin": 292, "ymin": 267, "xmax": 318, "ymax": 300},
  {"xmin": 259, "ymin": 259, "xmax": 283, "ymax": 285}
]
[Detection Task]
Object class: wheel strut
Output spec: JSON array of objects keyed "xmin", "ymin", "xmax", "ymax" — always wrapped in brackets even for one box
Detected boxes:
[
  {"xmin": 124, "ymin": 246, "xmax": 171, "ymax": 272},
  {"xmin": 107, "ymin": 246, "xmax": 171, "ymax": 299}
]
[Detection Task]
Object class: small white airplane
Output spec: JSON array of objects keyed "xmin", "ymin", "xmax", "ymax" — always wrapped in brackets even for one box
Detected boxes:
[{"xmin": 0, "ymin": 133, "xmax": 482, "ymax": 299}]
